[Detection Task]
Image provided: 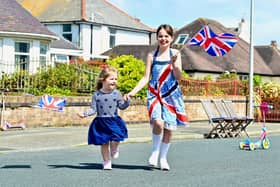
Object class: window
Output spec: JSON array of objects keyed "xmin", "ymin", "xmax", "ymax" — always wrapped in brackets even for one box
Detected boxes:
[
  {"xmin": 62, "ymin": 24, "xmax": 72, "ymax": 42},
  {"xmin": 239, "ymin": 75, "xmax": 248, "ymax": 81},
  {"xmin": 54, "ymin": 54, "xmax": 69, "ymax": 64},
  {"xmin": 109, "ymin": 28, "xmax": 116, "ymax": 48},
  {"xmin": 174, "ymin": 34, "xmax": 189, "ymax": 46},
  {"xmin": 15, "ymin": 42, "xmax": 30, "ymax": 71},
  {"xmin": 40, "ymin": 42, "xmax": 48, "ymax": 68}
]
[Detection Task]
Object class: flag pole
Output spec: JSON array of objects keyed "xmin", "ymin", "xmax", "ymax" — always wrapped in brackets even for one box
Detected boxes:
[{"xmin": 248, "ymin": 0, "xmax": 254, "ymax": 118}]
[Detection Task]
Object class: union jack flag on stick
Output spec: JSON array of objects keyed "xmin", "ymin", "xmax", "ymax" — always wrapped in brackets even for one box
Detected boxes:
[
  {"xmin": 36, "ymin": 94, "xmax": 66, "ymax": 112},
  {"xmin": 187, "ymin": 25, "xmax": 239, "ymax": 56}
]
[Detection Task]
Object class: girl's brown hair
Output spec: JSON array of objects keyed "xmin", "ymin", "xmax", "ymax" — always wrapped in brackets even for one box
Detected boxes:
[
  {"xmin": 96, "ymin": 66, "xmax": 118, "ymax": 90},
  {"xmin": 156, "ymin": 24, "xmax": 174, "ymax": 37}
]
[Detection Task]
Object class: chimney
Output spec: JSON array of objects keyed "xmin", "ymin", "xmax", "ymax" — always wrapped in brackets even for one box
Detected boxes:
[
  {"xmin": 237, "ymin": 18, "xmax": 245, "ymax": 35},
  {"xmin": 134, "ymin": 18, "xmax": 141, "ymax": 22},
  {"xmin": 271, "ymin": 40, "xmax": 278, "ymax": 48},
  {"xmin": 81, "ymin": 0, "xmax": 87, "ymax": 20}
]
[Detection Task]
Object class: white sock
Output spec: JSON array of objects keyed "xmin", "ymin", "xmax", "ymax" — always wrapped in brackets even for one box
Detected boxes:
[
  {"xmin": 160, "ymin": 142, "xmax": 170, "ymax": 159},
  {"xmin": 151, "ymin": 133, "xmax": 162, "ymax": 153}
]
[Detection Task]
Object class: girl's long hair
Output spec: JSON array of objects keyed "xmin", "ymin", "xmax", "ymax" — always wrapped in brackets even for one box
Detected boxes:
[{"xmin": 96, "ymin": 66, "xmax": 118, "ymax": 90}]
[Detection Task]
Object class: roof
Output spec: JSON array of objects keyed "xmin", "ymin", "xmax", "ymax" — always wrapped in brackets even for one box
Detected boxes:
[
  {"xmin": 17, "ymin": 0, "xmax": 153, "ymax": 32},
  {"xmin": 103, "ymin": 18, "xmax": 275, "ymax": 76},
  {"xmin": 0, "ymin": 0, "xmax": 57, "ymax": 39},
  {"xmin": 17, "ymin": 0, "xmax": 82, "ymax": 22},
  {"xmin": 255, "ymin": 45, "xmax": 280, "ymax": 75},
  {"xmin": 50, "ymin": 36, "xmax": 81, "ymax": 50}
]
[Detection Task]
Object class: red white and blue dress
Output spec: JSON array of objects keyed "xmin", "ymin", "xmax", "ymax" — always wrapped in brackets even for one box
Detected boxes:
[{"xmin": 147, "ymin": 49, "xmax": 189, "ymax": 130}]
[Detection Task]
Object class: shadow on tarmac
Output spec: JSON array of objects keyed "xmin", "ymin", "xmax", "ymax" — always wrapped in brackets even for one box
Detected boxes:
[{"xmin": 48, "ymin": 162, "xmax": 152, "ymax": 170}]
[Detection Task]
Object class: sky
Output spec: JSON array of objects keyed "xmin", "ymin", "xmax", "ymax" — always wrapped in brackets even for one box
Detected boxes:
[{"xmin": 109, "ymin": 0, "xmax": 280, "ymax": 46}]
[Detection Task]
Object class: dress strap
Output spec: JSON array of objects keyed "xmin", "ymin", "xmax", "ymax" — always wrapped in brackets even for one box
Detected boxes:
[
  {"xmin": 153, "ymin": 47, "xmax": 159, "ymax": 59},
  {"xmin": 153, "ymin": 48, "xmax": 173, "ymax": 60},
  {"xmin": 169, "ymin": 49, "xmax": 173, "ymax": 58}
]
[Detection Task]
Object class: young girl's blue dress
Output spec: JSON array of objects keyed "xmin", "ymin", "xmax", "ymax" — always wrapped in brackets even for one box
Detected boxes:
[
  {"xmin": 147, "ymin": 49, "xmax": 188, "ymax": 130},
  {"xmin": 85, "ymin": 90, "xmax": 129, "ymax": 145}
]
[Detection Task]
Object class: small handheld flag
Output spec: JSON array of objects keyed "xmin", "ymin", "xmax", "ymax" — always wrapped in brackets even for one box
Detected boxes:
[
  {"xmin": 37, "ymin": 94, "xmax": 66, "ymax": 112},
  {"xmin": 187, "ymin": 25, "xmax": 239, "ymax": 56}
]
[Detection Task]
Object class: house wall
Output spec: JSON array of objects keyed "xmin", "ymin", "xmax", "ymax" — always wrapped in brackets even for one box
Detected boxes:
[
  {"xmin": 1, "ymin": 38, "xmax": 14, "ymax": 73},
  {"xmin": 187, "ymin": 72, "xmax": 280, "ymax": 84},
  {"xmin": 262, "ymin": 76, "xmax": 280, "ymax": 84},
  {"xmin": 0, "ymin": 37, "xmax": 51, "ymax": 74},
  {"xmin": 46, "ymin": 24, "xmax": 80, "ymax": 48},
  {"xmin": 116, "ymin": 30, "xmax": 150, "ymax": 45},
  {"xmin": 80, "ymin": 24, "xmax": 92, "ymax": 60},
  {"xmin": 188, "ymin": 72, "xmax": 221, "ymax": 80},
  {"xmin": 46, "ymin": 23, "xmax": 151, "ymax": 61}
]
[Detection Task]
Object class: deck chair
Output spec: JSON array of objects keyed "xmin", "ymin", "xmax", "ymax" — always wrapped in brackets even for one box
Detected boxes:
[
  {"xmin": 200, "ymin": 99, "xmax": 227, "ymax": 138},
  {"xmin": 212, "ymin": 99, "xmax": 236, "ymax": 138},
  {"xmin": 223, "ymin": 100, "xmax": 254, "ymax": 137}
]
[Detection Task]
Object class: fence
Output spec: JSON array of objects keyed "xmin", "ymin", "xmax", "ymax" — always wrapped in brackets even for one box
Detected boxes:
[
  {"xmin": 261, "ymin": 97, "xmax": 280, "ymax": 122},
  {"xmin": 180, "ymin": 79, "xmax": 247, "ymax": 96},
  {"xmin": 0, "ymin": 60, "xmax": 98, "ymax": 94}
]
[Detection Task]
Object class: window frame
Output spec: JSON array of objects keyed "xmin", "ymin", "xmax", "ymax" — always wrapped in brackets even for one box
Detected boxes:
[
  {"xmin": 14, "ymin": 41, "xmax": 31, "ymax": 71},
  {"xmin": 62, "ymin": 24, "xmax": 72, "ymax": 42},
  {"xmin": 109, "ymin": 28, "xmax": 116, "ymax": 48}
]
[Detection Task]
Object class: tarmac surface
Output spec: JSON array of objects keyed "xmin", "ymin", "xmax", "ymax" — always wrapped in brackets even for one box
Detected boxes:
[{"xmin": 0, "ymin": 121, "xmax": 280, "ymax": 153}]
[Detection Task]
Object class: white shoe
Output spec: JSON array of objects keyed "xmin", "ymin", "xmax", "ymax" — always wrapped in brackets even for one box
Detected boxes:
[
  {"xmin": 160, "ymin": 158, "xmax": 170, "ymax": 171},
  {"xmin": 111, "ymin": 150, "xmax": 119, "ymax": 159},
  {"xmin": 103, "ymin": 160, "xmax": 112, "ymax": 170},
  {"xmin": 148, "ymin": 151, "xmax": 159, "ymax": 167}
]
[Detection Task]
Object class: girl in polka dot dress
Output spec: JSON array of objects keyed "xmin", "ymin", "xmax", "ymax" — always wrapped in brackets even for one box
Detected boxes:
[{"xmin": 78, "ymin": 66, "xmax": 130, "ymax": 170}]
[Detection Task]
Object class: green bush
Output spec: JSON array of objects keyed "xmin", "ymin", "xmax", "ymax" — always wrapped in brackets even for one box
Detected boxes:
[{"xmin": 107, "ymin": 55, "xmax": 146, "ymax": 99}]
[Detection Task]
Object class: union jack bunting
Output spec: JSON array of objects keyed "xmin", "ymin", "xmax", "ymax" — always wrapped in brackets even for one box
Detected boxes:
[
  {"xmin": 187, "ymin": 25, "xmax": 239, "ymax": 56},
  {"xmin": 37, "ymin": 94, "xmax": 66, "ymax": 112}
]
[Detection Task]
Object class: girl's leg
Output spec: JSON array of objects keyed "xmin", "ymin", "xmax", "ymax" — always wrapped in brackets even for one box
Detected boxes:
[
  {"xmin": 110, "ymin": 141, "xmax": 120, "ymax": 159},
  {"xmin": 148, "ymin": 119, "xmax": 164, "ymax": 167},
  {"xmin": 160, "ymin": 129, "xmax": 172, "ymax": 170},
  {"xmin": 101, "ymin": 143, "xmax": 112, "ymax": 170}
]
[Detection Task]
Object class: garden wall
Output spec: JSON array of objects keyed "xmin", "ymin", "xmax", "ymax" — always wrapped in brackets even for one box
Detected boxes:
[{"xmin": 1, "ymin": 95, "xmax": 248, "ymax": 128}]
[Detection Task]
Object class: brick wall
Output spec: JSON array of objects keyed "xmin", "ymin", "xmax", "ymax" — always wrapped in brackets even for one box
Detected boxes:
[{"xmin": 1, "ymin": 95, "xmax": 248, "ymax": 128}]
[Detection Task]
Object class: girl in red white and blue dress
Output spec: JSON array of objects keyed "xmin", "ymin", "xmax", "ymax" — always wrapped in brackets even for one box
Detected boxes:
[
  {"xmin": 78, "ymin": 66, "xmax": 130, "ymax": 170},
  {"xmin": 125, "ymin": 24, "xmax": 189, "ymax": 171}
]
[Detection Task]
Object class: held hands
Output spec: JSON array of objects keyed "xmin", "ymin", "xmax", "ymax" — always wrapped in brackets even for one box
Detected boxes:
[
  {"xmin": 77, "ymin": 112, "xmax": 86, "ymax": 118},
  {"xmin": 124, "ymin": 92, "xmax": 134, "ymax": 101}
]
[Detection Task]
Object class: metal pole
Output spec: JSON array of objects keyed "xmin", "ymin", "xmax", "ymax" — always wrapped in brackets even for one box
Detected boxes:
[{"xmin": 248, "ymin": 0, "xmax": 254, "ymax": 118}]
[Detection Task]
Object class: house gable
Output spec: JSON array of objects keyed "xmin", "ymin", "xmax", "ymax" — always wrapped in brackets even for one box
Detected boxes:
[
  {"xmin": 0, "ymin": 0, "xmax": 60, "ymax": 74},
  {"xmin": 1, "ymin": 0, "xmax": 57, "ymax": 39}
]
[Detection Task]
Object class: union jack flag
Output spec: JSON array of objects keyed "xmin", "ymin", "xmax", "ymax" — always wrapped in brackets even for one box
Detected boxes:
[
  {"xmin": 187, "ymin": 25, "xmax": 239, "ymax": 56},
  {"xmin": 37, "ymin": 94, "xmax": 66, "ymax": 112}
]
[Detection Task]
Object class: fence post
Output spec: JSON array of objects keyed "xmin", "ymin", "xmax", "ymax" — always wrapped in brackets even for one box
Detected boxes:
[
  {"xmin": 205, "ymin": 81, "xmax": 209, "ymax": 96},
  {"xmin": 233, "ymin": 80, "xmax": 237, "ymax": 95}
]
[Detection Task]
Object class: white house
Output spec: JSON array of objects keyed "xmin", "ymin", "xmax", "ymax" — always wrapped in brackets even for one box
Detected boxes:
[
  {"xmin": 18, "ymin": 0, "xmax": 154, "ymax": 61},
  {"xmin": 0, "ymin": 0, "xmax": 59, "ymax": 74}
]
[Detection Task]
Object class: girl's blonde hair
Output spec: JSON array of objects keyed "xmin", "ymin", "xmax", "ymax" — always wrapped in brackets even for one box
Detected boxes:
[{"xmin": 96, "ymin": 66, "xmax": 118, "ymax": 90}]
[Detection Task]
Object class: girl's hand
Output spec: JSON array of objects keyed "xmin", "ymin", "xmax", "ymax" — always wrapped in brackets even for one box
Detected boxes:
[
  {"xmin": 124, "ymin": 93, "xmax": 133, "ymax": 101},
  {"xmin": 77, "ymin": 113, "xmax": 85, "ymax": 118},
  {"xmin": 171, "ymin": 54, "xmax": 178, "ymax": 64}
]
